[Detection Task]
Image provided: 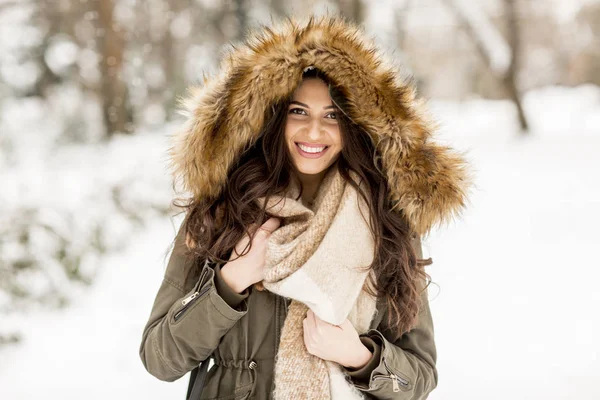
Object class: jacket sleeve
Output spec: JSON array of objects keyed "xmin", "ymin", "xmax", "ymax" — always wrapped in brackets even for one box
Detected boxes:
[
  {"xmin": 139, "ymin": 216, "xmax": 250, "ymax": 382},
  {"xmin": 342, "ymin": 236, "xmax": 438, "ymax": 399}
]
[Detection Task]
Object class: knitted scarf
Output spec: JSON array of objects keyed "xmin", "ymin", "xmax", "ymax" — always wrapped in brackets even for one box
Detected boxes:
[{"xmin": 256, "ymin": 166, "xmax": 379, "ymax": 400}]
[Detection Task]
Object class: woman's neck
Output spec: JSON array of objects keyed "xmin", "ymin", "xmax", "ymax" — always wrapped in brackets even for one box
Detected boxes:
[{"xmin": 292, "ymin": 169, "xmax": 327, "ymax": 206}]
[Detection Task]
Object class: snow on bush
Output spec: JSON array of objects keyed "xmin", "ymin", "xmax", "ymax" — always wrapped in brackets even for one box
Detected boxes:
[{"xmin": 0, "ymin": 128, "xmax": 177, "ymax": 318}]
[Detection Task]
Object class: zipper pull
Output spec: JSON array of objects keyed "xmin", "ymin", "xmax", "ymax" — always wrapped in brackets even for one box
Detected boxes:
[
  {"xmin": 182, "ymin": 291, "xmax": 199, "ymax": 306},
  {"xmin": 390, "ymin": 373, "xmax": 400, "ymax": 392}
]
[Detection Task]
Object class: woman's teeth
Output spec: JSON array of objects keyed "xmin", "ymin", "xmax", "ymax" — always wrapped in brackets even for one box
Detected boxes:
[{"xmin": 297, "ymin": 143, "xmax": 327, "ymax": 153}]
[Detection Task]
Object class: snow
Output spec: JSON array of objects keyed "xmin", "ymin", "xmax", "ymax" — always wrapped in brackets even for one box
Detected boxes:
[
  {"xmin": 170, "ymin": 10, "xmax": 193, "ymax": 39},
  {"xmin": 0, "ymin": 109, "xmax": 176, "ymax": 311},
  {"xmin": 45, "ymin": 36, "xmax": 79, "ymax": 76},
  {"xmin": 548, "ymin": 0, "xmax": 600, "ymax": 24},
  {"xmin": 426, "ymin": 86, "xmax": 600, "ymax": 399},
  {"xmin": 1, "ymin": 85, "xmax": 599, "ymax": 399},
  {"xmin": 0, "ymin": 60, "xmax": 40, "ymax": 90},
  {"xmin": 0, "ymin": 217, "xmax": 189, "ymax": 399}
]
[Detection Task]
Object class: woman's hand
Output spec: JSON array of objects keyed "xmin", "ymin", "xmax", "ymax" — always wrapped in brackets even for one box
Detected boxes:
[
  {"xmin": 303, "ymin": 309, "xmax": 373, "ymax": 369},
  {"xmin": 220, "ymin": 217, "xmax": 281, "ymax": 293}
]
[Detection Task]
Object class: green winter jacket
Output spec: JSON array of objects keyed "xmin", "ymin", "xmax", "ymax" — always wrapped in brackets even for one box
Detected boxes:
[{"xmin": 139, "ymin": 217, "xmax": 438, "ymax": 400}]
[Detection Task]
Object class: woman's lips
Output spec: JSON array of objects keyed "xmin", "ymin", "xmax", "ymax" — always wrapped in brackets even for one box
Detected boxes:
[{"xmin": 295, "ymin": 142, "xmax": 329, "ymax": 159}]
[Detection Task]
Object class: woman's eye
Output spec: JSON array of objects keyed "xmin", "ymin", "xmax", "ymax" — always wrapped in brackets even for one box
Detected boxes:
[
  {"xmin": 289, "ymin": 108, "xmax": 307, "ymax": 115},
  {"xmin": 326, "ymin": 112, "xmax": 337, "ymax": 120}
]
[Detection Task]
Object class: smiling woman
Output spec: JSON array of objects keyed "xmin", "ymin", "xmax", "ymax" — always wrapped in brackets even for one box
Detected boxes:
[
  {"xmin": 284, "ymin": 68, "xmax": 345, "ymax": 206},
  {"xmin": 140, "ymin": 14, "xmax": 470, "ymax": 400}
]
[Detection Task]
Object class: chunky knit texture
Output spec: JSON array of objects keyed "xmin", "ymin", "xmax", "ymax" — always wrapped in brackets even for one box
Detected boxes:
[{"xmin": 256, "ymin": 166, "xmax": 379, "ymax": 400}]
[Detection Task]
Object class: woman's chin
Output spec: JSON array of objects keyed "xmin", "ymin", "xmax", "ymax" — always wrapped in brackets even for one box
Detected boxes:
[{"xmin": 294, "ymin": 165, "xmax": 328, "ymax": 176}]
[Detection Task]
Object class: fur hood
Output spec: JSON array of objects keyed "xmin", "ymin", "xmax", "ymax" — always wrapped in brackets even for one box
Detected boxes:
[{"xmin": 167, "ymin": 14, "xmax": 471, "ymax": 235}]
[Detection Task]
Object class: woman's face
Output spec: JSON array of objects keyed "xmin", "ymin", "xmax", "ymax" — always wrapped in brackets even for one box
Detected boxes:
[{"xmin": 284, "ymin": 78, "xmax": 343, "ymax": 177}]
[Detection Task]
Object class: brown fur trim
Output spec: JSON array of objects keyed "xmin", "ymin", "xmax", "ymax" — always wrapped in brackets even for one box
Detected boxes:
[{"xmin": 166, "ymin": 13, "xmax": 472, "ymax": 235}]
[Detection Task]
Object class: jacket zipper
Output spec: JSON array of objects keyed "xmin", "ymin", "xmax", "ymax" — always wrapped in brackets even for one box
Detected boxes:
[
  {"xmin": 173, "ymin": 284, "xmax": 211, "ymax": 321},
  {"xmin": 373, "ymin": 374, "xmax": 405, "ymax": 392},
  {"xmin": 373, "ymin": 357, "xmax": 409, "ymax": 392}
]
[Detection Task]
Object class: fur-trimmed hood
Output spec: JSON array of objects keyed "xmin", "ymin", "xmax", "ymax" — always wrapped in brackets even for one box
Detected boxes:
[{"xmin": 167, "ymin": 14, "xmax": 471, "ymax": 235}]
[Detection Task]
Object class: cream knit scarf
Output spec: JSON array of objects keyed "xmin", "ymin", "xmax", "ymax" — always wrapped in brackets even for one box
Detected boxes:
[{"xmin": 256, "ymin": 166, "xmax": 379, "ymax": 400}]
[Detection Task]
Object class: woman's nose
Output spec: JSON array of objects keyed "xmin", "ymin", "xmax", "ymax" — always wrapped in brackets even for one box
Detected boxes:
[{"xmin": 307, "ymin": 119, "xmax": 324, "ymax": 140}]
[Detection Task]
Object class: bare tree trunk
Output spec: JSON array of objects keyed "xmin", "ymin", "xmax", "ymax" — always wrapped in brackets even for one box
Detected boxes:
[
  {"xmin": 336, "ymin": 0, "xmax": 364, "ymax": 23},
  {"xmin": 30, "ymin": 2, "xmax": 62, "ymax": 98},
  {"xmin": 96, "ymin": 0, "xmax": 130, "ymax": 137},
  {"xmin": 395, "ymin": 0, "xmax": 418, "ymax": 52},
  {"xmin": 161, "ymin": 0, "xmax": 186, "ymax": 119},
  {"xmin": 269, "ymin": 0, "xmax": 287, "ymax": 18},
  {"xmin": 503, "ymin": 0, "xmax": 528, "ymax": 132},
  {"xmin": 443, "ymin": 0, "xmax": 529, "ymax": 133},
  {"xmin": 233, "ymin": 0, "xmax": 248, "ymax": 40}
]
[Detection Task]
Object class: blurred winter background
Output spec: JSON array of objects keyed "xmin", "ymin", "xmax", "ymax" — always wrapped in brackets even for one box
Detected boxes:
[{"xmin": 0, "ymin": 0, "xmax": 598, "ymax": 399}]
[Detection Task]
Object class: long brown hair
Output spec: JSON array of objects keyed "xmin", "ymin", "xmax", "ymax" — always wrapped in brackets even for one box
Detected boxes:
[{"xmin": 173, "ymin": 68, "xmax": 429, "ymax": 334}]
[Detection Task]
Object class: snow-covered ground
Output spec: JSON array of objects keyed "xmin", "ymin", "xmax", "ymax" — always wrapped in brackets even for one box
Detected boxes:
[
  {"xmin": 427, "ymin": 85, "xmax": 600, "ymax": 399},
  {"xmin": 1, "ymin": 85, "xmax": 599, "ymax": 399}
]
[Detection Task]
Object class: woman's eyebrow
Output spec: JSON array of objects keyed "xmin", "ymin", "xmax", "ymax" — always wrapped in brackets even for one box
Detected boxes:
[{"xmin": 290, "ymin": 100, "xmax": 335, "ymax": 110}]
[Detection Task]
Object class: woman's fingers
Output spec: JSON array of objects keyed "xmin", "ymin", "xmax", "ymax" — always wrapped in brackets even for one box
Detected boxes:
[
  {"xmin": 303, "ymin": 317, "xmax": 312, "ymax": 352},
  {"xmin": 303, "ymin": 310, "xmax": 316, "ymax": 351},
  {"xmin": 245, "ymin": 222, "xmax": 260, "ymax": 237},
  {"xmin": 244, "ymin": 217, "xmax": 281, "ymax": 239},
  {"xmin": 258, "ymin": 217, "xmax": 281, "ymax": 235},
  {"xmin": 306, "ymin": 309, "xmax": 319, "ymax": 335}
]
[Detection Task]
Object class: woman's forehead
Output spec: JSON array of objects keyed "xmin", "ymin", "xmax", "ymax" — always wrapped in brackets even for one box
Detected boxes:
[{"xmin": 292, "ymin": 78, "xmax": 333, "ymax": 106}]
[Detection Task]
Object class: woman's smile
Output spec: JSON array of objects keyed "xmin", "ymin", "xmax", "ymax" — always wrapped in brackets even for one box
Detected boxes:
[{"xmin": 295, "ymin": 142, "xmax": 330, "ymax": 158}]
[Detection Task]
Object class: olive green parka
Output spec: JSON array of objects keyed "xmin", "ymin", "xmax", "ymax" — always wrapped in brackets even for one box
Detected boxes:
[
  {"xmin": 140, "ymin": 13, "xmax": 470, "ymax": 400},
  {"xmin": 140, "ymin": 212, "xmax": 437, "ymax": 400}
]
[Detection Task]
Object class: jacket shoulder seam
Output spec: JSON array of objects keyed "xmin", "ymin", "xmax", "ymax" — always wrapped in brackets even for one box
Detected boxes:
[{"xmin": 163, "ymin": 276, "xmax": 186, "ymax": 293}]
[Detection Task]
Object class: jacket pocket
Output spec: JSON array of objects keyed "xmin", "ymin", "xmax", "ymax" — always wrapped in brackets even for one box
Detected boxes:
[
  {"xmin": 173, "ymin": 261, "xmax": 212, "ymax": 322},
  {"xmin": 371, "ymin": 356, "xmax": 410, "ymax": 392}
]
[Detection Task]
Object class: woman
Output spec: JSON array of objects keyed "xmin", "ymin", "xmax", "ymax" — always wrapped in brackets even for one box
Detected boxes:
[{"xmin": 140, "ymin": 14, "xmax": 470, "ymax": 400}]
